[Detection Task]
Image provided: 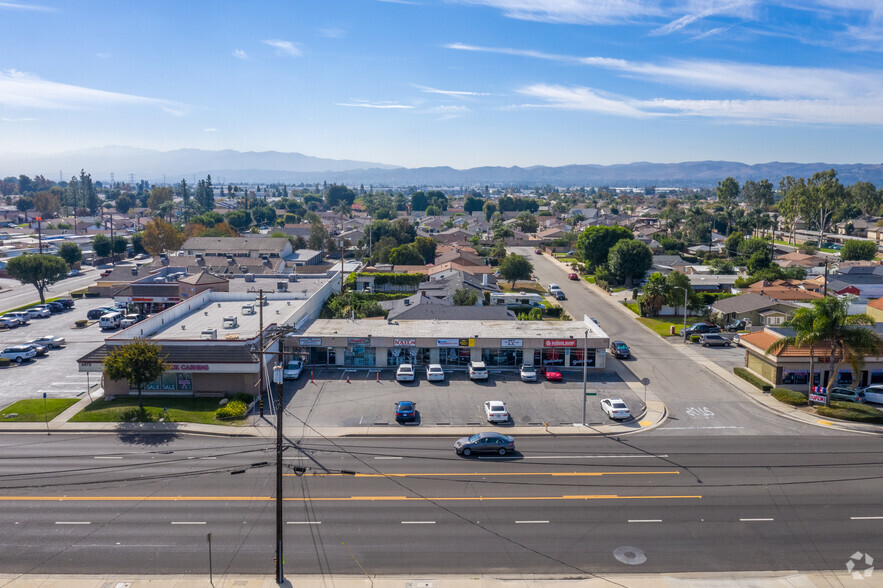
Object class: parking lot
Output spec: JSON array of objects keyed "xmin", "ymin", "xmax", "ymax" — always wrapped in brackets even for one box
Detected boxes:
[
  {"xmin": 285, "ymin": 367, "xmax": 644, "ymax": 429},
  {"xmin": 0, "ymin": 298, "xmax": 112, "ymax": 409}
]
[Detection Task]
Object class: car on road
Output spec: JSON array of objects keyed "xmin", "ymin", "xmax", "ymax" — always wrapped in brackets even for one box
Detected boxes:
[
  {"xmin": 553, "ymin": 289, "xmax": 566, "ymax": 300},
  {"xmin": 700, "ymin": 333, "xmax": 732, "ymax": 347},
  {"xmin": 87, "ymin": 307, "xmax": 117, "ymax": 320},
  {"xmin": 28, "ymin": 336, "xmax": 65, "ymax": 349},
  {"xmin": 134, "ymin": 253, "xmax": 149, "ymax": 260},
  {"xmin": 394, "ymin": 400, "xmax": 417, "ymax": 422},
  {"xmin": 535, "ymin": 249, "xmax": 542, "ymax": 254},
  {"xmin": 548, "ymin": 283, "xmax": 560, "ymax": 292},
  {"xmin": 567, "ymin": 273, "xmax": 578, "ymax": 280},
  {"xmin": 396, "ymin": 363, "xmax": 416, "ymax": 382},
  {"xmin": 454, "ymin": 431, "xmax": 515, "ymax": 456},
  {"xmin": 283, "ymin": 359, "xmax": 303, "ymax": 380},
  {"xmin": 425, "ymin": 364, "xmax": 445, "ymax": 381},
  {"xmin": 67, "ymin": 269, "xmax": 80, "ymax": 277},
  {"xmin": 21, "ymin": 342, "xmax": 48, "ymax": 357},
  {"xmin": 543, "ymin": 367, "xmax": 562, "ymax": 381},
  {"xmin": 600, "ymin": 398, "xmax": 632, "ymax": 420},
  {"xmin": 25, "ymin": 306, "xmax": 51, "ymax": 319},
  {"xmin": 468, "ymin": 361, "xmax": 489, "ymax": 380},
  {"xmin": 610, "ymin": 341, "xmax": 631, "ymax": 359},
  {"xmin": 1, "ymin": 345, "xmax": 36, "ymax": 363},
  {"xmin": 682, "ymin": 322, "xmax": 721, "ymax": 336},
  {"xmin": 0, "ymin": 316, "xmax": 20, "ymax": 329},
  {"xmin": 827, "ymin": 387, "xmax": 867, "ymax": 404},
  {"xmin": 519, "ymin": 364, "xmax": 537, "ymax": 382},
  {"xmin": 484, "ymin": 400, "xmax": 509, "ymax": 423}
]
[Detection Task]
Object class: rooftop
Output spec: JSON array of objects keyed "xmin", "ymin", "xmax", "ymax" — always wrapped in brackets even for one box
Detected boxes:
[
  {"xmin": 146, "ymin": 297, "xmax": 305, "ymax": 340},
  {"xmin": 298, "ymin": 318, "xmax": 607, "ymax": 340}
]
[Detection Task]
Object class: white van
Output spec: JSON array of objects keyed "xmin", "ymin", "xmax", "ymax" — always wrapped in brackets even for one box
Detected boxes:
[{"xmin": 99, "ymin": 311, "xmax": 123, "ymax": 330}]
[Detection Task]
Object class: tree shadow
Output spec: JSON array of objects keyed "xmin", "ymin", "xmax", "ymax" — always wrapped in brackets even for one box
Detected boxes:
[{"xmin": 114, "ymin": 421, "xmax": 182, "ymax": 446}]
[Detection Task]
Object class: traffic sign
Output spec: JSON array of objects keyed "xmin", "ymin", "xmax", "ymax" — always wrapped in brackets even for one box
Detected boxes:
[{"xmin": 585, "ymin": 392, "xmax": 597, "ymax": 396}]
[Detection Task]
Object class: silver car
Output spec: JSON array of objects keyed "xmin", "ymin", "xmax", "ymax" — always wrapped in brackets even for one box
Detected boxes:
[{"xmin": 519, "ymin": 364, "xmax": 537, "ymax": 382}]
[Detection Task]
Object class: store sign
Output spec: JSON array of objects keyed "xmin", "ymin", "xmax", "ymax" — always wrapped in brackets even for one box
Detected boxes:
[
  {"xmin": 394, "ymin": 338, "xmax": 416, "ymax": 347},
  {"xmin": 167, "ymin": 364, "xmax": 210, "ymax": 371},
  {"xmin": 544, "ymin": 339, "xmax": 577, "ymax": 347},
  {"xmin": 437, "ymin": 338, "xmax": 459, "ymax": 347},
  {"xmin": 501, "ymin": 339, "xmax": 522, "ymax": 348},
  {"xmin": 459, "ymin": 338, "xmax": 475, "ymax": 347},
  {"xmin": 809, "ymin": 393, "xmax": 826, "ymax": 403},
  {"xmin": 300, "ymin": 338, "xmax": 322, "ymax": 346},
  {"xmin": 348, "ymin": 337, "xmax": 370, "ymax": 345}
]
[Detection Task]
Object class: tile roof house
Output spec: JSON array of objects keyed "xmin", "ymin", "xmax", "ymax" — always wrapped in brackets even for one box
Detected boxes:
[
  {"xmin": 744, "ymin": 280, "xmax": 824, "ymax": 301},
  {"xmin": 775, "ymin": 251, "xmax": 826, "ymax": 269}
]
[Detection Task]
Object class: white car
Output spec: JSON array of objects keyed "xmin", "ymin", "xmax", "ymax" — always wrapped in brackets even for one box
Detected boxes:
[
  {"xmin": 468, "ymin": 361, "xmax": 489, "ymax": 380},
  {"xmin": 26, "ymin": 307, "xmax": 51, "ymax": 318},
  {"xmin": 600, "ymin": 398, "xmax": 632, "ymax": 420},
  {"xmin": 1, "ymin": 345, "xmax": 36, "ymax": 363},
  {"xmin": 425, "ymin": 364, "xmax": 445, "ymax": 381},
  {"xmin": 28, "ymin": 336, "xmax": 65, "ymax": 349},
  {"xmin": 283, "ymin": 359, "xmax": 303, "ymax": 380},
  {"xmin": 519, "ymin": 364, "xmax": 537, "ymax": 382},
  {"xmin": 548, "ymin": 283, "xmax": 560, "ymax": 292},
  {"xmin": 484, "ymin": 401, "xmax": 509, "ymax": 423},
  {"xmin": 396, "ymin": 363, "xmax": 415, "ymax": 382}
]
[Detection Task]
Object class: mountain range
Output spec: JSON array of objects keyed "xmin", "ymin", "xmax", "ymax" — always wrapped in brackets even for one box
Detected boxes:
[{"xmin": 2, "ymin": 147, "xmax": 881, "ymax": 187}]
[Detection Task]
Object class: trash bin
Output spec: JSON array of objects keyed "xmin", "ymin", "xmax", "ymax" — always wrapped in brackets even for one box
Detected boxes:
[{"xmin": 670, "ymin": 325, "xmax": 676, "ymax": 335}]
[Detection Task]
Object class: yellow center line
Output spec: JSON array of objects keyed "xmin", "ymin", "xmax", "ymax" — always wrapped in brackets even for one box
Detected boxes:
[
  {"xmin": 0, "ymin": 494, "xmax": 701, "ymax": 502},
  {"xmin": 287, "ymin": 471, "xmax": 681, "ymax": 478}
]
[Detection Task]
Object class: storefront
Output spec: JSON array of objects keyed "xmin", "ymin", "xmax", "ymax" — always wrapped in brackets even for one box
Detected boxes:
[
  {"xmin": 345, "ymin": 338, "xmax": 375, "ymax": 367},
  {"xmin": 781, "ymin": 369, "xmax": 820, "ymax": 387},
  {"xmin": 387, "ymin": 339, "xmax": 430, "ymax": 366}
]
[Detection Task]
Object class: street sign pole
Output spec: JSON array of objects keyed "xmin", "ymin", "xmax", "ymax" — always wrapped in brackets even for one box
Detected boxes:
[{"xmin": 43, "ymin": 392, "xmax": 48, "ymax": 433}]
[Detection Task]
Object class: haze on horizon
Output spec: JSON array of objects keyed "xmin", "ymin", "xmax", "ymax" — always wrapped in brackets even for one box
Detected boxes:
[{"xmin": 1, "ymin": 1, "xmax": 882, "ymax": 169}]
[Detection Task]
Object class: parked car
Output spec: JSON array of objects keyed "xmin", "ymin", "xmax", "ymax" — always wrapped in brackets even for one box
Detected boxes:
[
  {"xmin": 484, "ymin": 401, "xmax": 509, "ymax": 423},
  {"xmin": 425, "ymin": 364, "xmax": 445, "ymax": 382},
  {"xmin": 120, "ymin": 313, "xmax": 146, "ymax": 328},
  {"xmin": 543, "ymin": 367, "xmax": 562, "ymax": 381},
  {"xmin": 134, "ymin": 253, "xmax": 149, "ymax": 260},
  {"xmin": 21, "ymin": 343, "xmax": 48, "ymax": 357},
  {"xmin": 28, "ymin": 336, "xmax": 65, "ymax": 349},
  {"xmin": 45, "ymin": 302, "xmax": 65, "ymax": 313},
  {"xmin": 283, "ymin": 359, "xmax": 303, "ymax": 380},
  {"xmin": 519, "ymin": 364, "xmax": 537, "ymax": 382},
  {"xmin": 610, "ymin": 341, "xmax": 631, "ymax": 359},
  {"xmin": 396, "ymin": 363, "xmax": 415, "ymax": 382},
  {"xmin": 726, "ymin": 319, "xmax": 751, "ymax": 332},
  {"xmin": 0, "ymin": 317, "xmax": 20, "ymax": 329},
  {"xmin": 26, "ymin": 306, "xmax": 51, "ymax": 318},
  {"xmin": 860, "ymin": 385, "xmax": 883, "ymax": 404},
  {"xmin": 534, "ymin": 249, "xmax": 542, "ymax": 254},
  {"xmin": 600, "ymin": 398, "xmax": 632, "ymax": 420},
  {"xmin": 1, "ymin": 345, "xmax": 36, "ymax": 363},
  {"xmin": 682, "ymin": 322, "xmax": 721, "ymax": 336},
  {"xmin": 468, "ymin": 361, "xmax": 489, "ymax": 380},
  {"xmin": 4, "ymin": 312, "xmax": 30, "ymax": 325},
  {"xmin": 699, "ymin": 333, "xmax": 732, "ymax": 347},
  {"xmin": 454, "ymin": 432, "xmax": 515, "ymax": 456},
  {"xmin": 56, "ymin": 298, "xmax": 75, "ymax": 309},
  {"xmin": 568, "ymin": 273, "xmax": 578, "ymax": 280},
  {"xmin": 828, "ymin": 387, "xmax": 866, "ymax": 404},
  {"xmin": 87, "ymin": 307, "xmax": 116, "ymax": 320},
  {"xmin": 394, "ymin": 400, "xmax": 417, "ymax": 422},
  {"xmin": 732, "ymin": 333, "xmax": 742, "ymax": 347}
]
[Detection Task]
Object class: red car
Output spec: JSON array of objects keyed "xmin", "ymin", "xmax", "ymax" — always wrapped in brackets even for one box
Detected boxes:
[
  {"xmin": 542, "ymin": 367, "xmax": 562, "ymax": 381},
  {"xmin": 568, "ymin": 273, "xmax": 578, "ymax": 280}
]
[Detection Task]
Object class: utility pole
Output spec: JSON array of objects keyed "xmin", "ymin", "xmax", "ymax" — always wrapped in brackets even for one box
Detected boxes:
[
  {"xmin": 823, "ymin": 259, "xmax": 829, "ymax": 297},
  {"xmin": 109, "ymin": 212, "xmax": 115, "ymax": 266},
  {"xmin": 36, "ymin": 217, "xmax": 43, "ymax": 254},
  {"xmin": 273, "ymin": 365, "xmax": 285, "ymax": 584},
  {"xmin": 253, "ymin": 289, "xmax": 266, "ymax": 417},
  {"xmin": 339, "ymin": 239, "xmax": 345, "ymax": 292},
  {"xmin": 582, "ymin": 328, "xmax": 587, "ymax": 426}
]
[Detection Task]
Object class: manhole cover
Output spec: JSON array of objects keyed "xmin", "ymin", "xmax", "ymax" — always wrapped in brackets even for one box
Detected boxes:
[{"xmin": 613, "ymin": 545, "xmax": 647, "ymax": 565}]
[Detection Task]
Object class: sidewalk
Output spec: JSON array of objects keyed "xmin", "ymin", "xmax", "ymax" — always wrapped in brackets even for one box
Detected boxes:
[{"xmin": 0, "ymin": 571, "xmax": 854, "ymax": 587}]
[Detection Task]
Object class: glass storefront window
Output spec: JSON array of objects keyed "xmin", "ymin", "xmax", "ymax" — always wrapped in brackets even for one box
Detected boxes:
[
  {"xmin": 345, "ymin": 346, "xmax": 375, "ymax": 367},
  {"xmin": 440, "ymin": 347, "xmax": 471, "ymax": 366},
  {"xmin": 837, "ymin": 370, "xmax": 853, "ymax": 385},
  {"xmin": 139, "ymin": 372, "xmax": 191, "ymax": 392},
  {"xmin": 570, "ymin": 348, "xmax": 596, "ymax": 367},
  {"xmin": 782, "ymin": 370, "xmax": 819, "ymax": 386},
  {"xmin": 481, "ymin": 348, "xmax": 523, "ymax": 367},
  {"xmin": 870, "ymin": 370, "xmax": 883, "ymax": 385},
  {"xmin": 388, "ymin": 348, "xmax": 429, "ymax": 366},
  {"xmin": 308, "ymin": 347, "xmax": 336, "ymax": 366},
  {"xmin": 542, "ymin": 348, "xmax": 567, "ymax": 366}
]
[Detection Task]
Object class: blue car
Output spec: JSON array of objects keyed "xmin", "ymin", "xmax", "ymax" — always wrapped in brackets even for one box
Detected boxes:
[{"xmin": 394, "ymin": 401, "xmax": 417, "ymax": 422}]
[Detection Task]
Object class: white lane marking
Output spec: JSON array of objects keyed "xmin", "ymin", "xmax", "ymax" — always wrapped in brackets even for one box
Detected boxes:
[
  {"xmin": 401, "ymin": 521, "xmax": 435, "ymax": 524},
  {"xmin": 283, "ymin": 457, "xmax": 309, "ymax": 460},
  {"xmin": 850, "ymin": 516, "xmax": 883, "ymax": 520},
  {"xmin": 526, "ymin": 455, "xmax": 668, "ymax": 459},
  {"xmin": 740, "ymin": 518, "xmax": 774, "ymax": 522},
  {"xmin": 664, "ymin": 426, "xmax": 743, "ymax": 430},
  {"xmin": 287, "ymin": 521, "xmax": 321, "ymax": 525},
  {"xmin": 374, "ymin": 456, "xmax": 403, "ymax": 460},
  {"xmin": 93, "ymin": 456, "xmax": 122, "ymax": 460},
  {"xmin": 515, "ymin": 520, "xmax": 549, "ymax": 524},
  {"xmin": 55, "ymin": 521, "xmax": 90, "ymax": 525},
  {"xmin": 171, "ymin": 521, "xmax": 206, "ymax": 525},
  {"xmin": 628, "ymin": 519, "xmax": 662, "ymax": 523}
]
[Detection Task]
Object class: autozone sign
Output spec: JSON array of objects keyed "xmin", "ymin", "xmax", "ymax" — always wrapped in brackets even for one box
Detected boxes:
[{"xmin": 544, "ymin": 339, "xmax": 577, "ymax": 347}]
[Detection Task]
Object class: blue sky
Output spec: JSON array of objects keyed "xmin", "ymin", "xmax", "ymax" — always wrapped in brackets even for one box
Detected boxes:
[{"xmin": 1, "ymin": 0, "xmax": 882, "ymax": 168}]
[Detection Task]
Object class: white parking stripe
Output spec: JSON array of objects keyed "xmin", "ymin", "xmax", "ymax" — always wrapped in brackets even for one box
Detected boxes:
[
  {"xmin": 56, "ymin": 521, "xmax": 90, "ymax": 525},
  {"xmin": 93, "ymin": 456, "xmax": 122, "ymax": 459},
  {"xmin": 628, "ymin": 519, "xmax": 661, "ymax": 523},
  {"xmin": 851, "ymin": 516, "xmax": 883, "ymax": 520},
  {"xmin": 171, "ymin": 521, "xmax": 206, "ymax": 525},
  {"xmin": 374, "ymin": 456, "xmax": 403, "ymax": 460},
  {"xmin": 287, "ymin": 521, "xmax": 321, "ymax": 525},
  {"xmin": 515, "ymin": 520, "xmax": 549, "ymax": 524},
  {"xmin": 740, "ymin": 518, "xmax": 774, "ymax": 522},
  {"xmin": 401, "ymin": 521, "xmax": 435, "ymax": 524}
]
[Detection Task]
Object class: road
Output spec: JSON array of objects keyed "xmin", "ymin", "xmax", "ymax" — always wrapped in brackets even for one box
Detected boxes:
[
  {"xmin": 0, "ymin": 433, "xmax": 880, "ymax": 576},
  {"xmin": 511, "ymin": 247, "xmax": 843, "ymax": 437},
  {"xmin": 0, "ymin": 270, "xmax": 99, "ymax": 312}
]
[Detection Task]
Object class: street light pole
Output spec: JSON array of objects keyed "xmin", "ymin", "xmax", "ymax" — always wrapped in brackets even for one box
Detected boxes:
[
  {"xmin": 273, "ymin": 364, "xmax": 284, "ymax": 585},
  {"xmin": 674, "ymin": 286, "xmax": 687, "ymax": 337}
]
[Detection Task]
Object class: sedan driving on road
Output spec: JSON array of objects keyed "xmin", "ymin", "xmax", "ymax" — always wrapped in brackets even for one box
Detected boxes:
[
  {"xmin": 396, "ymin": 363, "xmax": 415, "ymax": 382},
  {"xmin": 454, "ymin": 432, "xmax": 515, "ymax": 456},
  {"xmin": 484, "ymin": 401, "xmax": 509, "ymax": 423},
  {"xmin": 568, "ymin": 273, "xmax": 578, "ymax": 280},
  {"xmin": 519, "ymin": 364, "xmax": 537, "ymax": 382},
  {"xmin": 425, "ymin": 364, "xmax": 445, "ymax": 381},
  {"xmin": 610, "ymin": 341, "xmax": 631, "ymax": 359},
  {"xmin": 600, "ymin": 398, "xmax": 632, "ymax": 420}
]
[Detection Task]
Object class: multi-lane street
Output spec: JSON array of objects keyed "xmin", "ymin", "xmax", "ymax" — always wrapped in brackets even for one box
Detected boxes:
[{"xmin": 0, "ymin": 433, "xmax": 880, "ymax": 576}]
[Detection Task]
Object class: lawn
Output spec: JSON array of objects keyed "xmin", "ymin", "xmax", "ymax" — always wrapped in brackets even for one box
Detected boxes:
[
  {"xmin": 0, "ymin": 398, "xmax": 79, "ymax": 422},
  {"xmin": 499, "ymin": 282, "xmax": 545, "ymax": 294},
  {"xmin": 69, "ymin": 396, "xmax": 249, "ymax": 426},
  {"xmin": 773, "ymin": 239, "xmax": 840, "ymax": 254},
  {"xmin": 636, "ymin": 314, "xmax": 704, "ymax": 337},
  {"xmin": 555, "ymin": 256, "xmax": 579, "ymax": 264},
  {"xmin": 624, "ymin": 302, "xmax": 640, "ymax": 315},
  {"xmin": 583, "ymin": 275, "xmax": 596, "ymax": 284}
]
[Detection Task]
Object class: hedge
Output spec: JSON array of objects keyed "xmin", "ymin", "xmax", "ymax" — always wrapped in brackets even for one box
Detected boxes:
[
  {"xmin": 347, "ymin": 272, "xmax": 427, "ymax": 287},
  {"xmin": 734, "ymin": 367, "xmax": 772, "ymax": 392},
  {"xmin": 0, "ymin": 358, "xmax": 9, "ymax": 368},
  {"xmin": 75, "ymin": 320, "xmax": 88, "ymax": 328},
  {"xmin": 770, "ymin": 388, "xmax": 808, "ymax": 406},
  {"xmin": 215, "ymin": 400, "xmax": 248, "ymax": 420},
  {"xmin": 817, "ymin": 401, "xmax": 883, "ymax": 424}
]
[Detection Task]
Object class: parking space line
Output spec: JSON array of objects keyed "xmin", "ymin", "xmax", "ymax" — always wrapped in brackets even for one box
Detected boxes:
[
  {"xmin": 287, "ymin": 521, "xmax": 321, "ymax": 525},
  {"xmin": 401, "ymin": 521, "xmax": 435, "ymax": 524},
  {"xmin": 850, "ymin": 516, "xmax": 883, "ymax": 520},
  {"xmin": 171, "ymin": 521, "xmax": 206, "ymax": 525},
  {"xmin": 515, "ymin": 520, "xmax": 549, "ymax": 524},
  {"xmin": 628, "ymin": 519, "xmax": 661, "ymax": 523},
  {"xmin": 374, "ymin": 456, "xmax": 402, "ymax": 460},
  {"xmin": 93, "ymin": 456, "xmax": 122, "ymax": 460},
  {"xmin": 740, "ymin": 518, "xmax": 774, "ymax": 522},
  {"xmin": 55, "ymin": 521, "xmax": 90, "ymax": 525}
]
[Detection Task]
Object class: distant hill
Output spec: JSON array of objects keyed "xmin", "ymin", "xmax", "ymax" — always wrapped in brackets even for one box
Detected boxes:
[{"xmin": 2, "ymin": 147, "xmax": 881, "ymax": 187}]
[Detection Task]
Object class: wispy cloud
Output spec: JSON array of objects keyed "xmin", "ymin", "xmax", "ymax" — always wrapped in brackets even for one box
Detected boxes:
[
  {"xmin": 336, "ymin": 100, "xmax": 414, "ymax": 109},
  {"xmin": 453, "ymin": 0, "xmax": 657, "ymax": 25},
  {"xmin": 204, "ymin": 128, "xmax": 218, "ymax": 132},
  {"xmin": 261, "ymin": 39, "xmax": 302, "ymax": 57},
  {"xmin": 414, "ymin": 84, "xmax": 492, "ymax": 97},
  {"xmin": 651, "ymin": 1, "xmax": 756, "ymax": 36},
  {"xmin": 0, "ymin": 1, "xmax": 53, "ymax": 12},
  {"xmin": 422, "ymin": 105, "xmax": 470, "ymax": 119},
  {"xmin": 0, "ymin": 69, "xmax": 185, "ymax": 114},
  {"xmin": 446, "ymin": 42, "xmax": 578, "ymax": 63},
  {"xmin": 689, "ymin": 26, "xmax": 729, "ymax": 41},
  {"xmin": 1, "ymin": 116, "xmax": 38, "ymax": 122},
  {"xmin": 319, "ymin": 27, "xmax": 346, "ymax": 38},
  {"xmin": 232, "ymin": 49, "xmax": 248, "ymax": 60}
]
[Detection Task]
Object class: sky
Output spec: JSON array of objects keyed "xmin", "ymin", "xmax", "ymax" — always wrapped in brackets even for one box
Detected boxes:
[{"xmin": 1, "ymin": 0, "xmax": 883, "ymax": 169}]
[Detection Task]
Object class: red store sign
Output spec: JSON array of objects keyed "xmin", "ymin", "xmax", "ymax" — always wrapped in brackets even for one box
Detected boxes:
[{"xmin": 544, "ymin": 339, "xmax": 577, "ymax": 347}]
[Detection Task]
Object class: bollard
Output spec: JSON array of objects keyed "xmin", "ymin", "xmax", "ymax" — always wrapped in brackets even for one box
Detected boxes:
[
  {"xmin": 346, "ymin": 374, "xmax": 350, "ymax": 384},
  {"xmin": 376, "ymin": 372, "xmax": 380, "ymax": 382},
  {"xmin": 310, "ymin": 371, "xmax": 314, "ymax": 383}
]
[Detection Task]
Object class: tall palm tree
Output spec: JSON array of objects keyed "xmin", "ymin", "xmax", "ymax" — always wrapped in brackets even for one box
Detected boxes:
[{"xmin": 767, "ymin": 296, "xmax": 881, "ymax": 406}]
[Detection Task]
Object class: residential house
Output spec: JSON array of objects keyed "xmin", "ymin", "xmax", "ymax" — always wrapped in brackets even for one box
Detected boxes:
[
  {"xmin": 775, "ymin": 251, "xmax": 826, "ymax": 270},
  {"xmin": 867, "ymin": 297, "xmax": 883, "ymax": 323},
  {"xmin": 744, "ymin": 279, "xmax": 825, "ymax": 302},
  {"xmin": 710, "ymin": 293, "xmax": 797, "ymax": 327},
  {"xmin": 824, "ymin": 264, "xmax": 883, "ymax": 299},
  {"xmin": 381, "ymin": 292, "xmax": 515, "ymax": 321},
  {"xmin": 418, "ymin": 270, "xmax": 499, "ymax": 305}
]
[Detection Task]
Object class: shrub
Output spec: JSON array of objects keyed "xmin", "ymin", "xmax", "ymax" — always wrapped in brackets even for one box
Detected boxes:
[
  {"xmin": 84, "ymin": 291, "xmax": 100, "ymax": 298},
  {"xmin": 734, "ymin": 367, "xmax": 772, "ymax": 392},
  {"xmin": 71, "ymin": 292, "xmax": 84, "ymax": 299},
  {"xmin": 771, "ymin": 388, "xmax": 808, "ymax": 406},
  {"xmin": 75, "ymin": 319, "xmax": 88, "ymax": 328},
  {"xmin": 690, "ymin": 335, "xmax": 700, "ymax": 343},
  {"xmin": 232, "ymin": 393, "xmax": 254, "ymax": 405},
  {"xmin": 0, "ymin": 358, "xmax": 10, "ymax": 368},
  {"xmin": 544, "ymin": 305, "xmax": 564, "ymax": 318},
  {"xmin": 215, "ymin": 400, "xmax": 248, "ymax": 420},
  {"xmin": 817, "ymin": 401, "xmax": 883, "ymax": 424}
]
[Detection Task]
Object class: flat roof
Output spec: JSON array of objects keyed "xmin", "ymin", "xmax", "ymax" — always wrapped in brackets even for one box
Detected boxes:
[
  {"xmin": 298, "ymin": 318, "xmax": 606, "ymax": 340},
  {"xmin": 148, "ymin": 297, "xmax": 306, "ymax": 340}
]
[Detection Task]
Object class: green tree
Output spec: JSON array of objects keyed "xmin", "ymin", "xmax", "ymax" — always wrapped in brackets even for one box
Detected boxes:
[
  {"xmin": 491, "ymin": 239, "xmax": 507, "ymax": 259},
  {"xmin": 453, "ymin": 288, "xmax": 478, "ymax": 306},
  {"xmin": 250, "ymin": 205, "xmax": 277, "ymax": 226},
  {"xmin": 516, "ymin": 211, "xmax": 539, "ymax": 233},
  {"xmin": 112, "ymin": 235, "xmax": 128, "ymax": 256},
  {"xmin": 115, "ymin": 195, "xmax": 132, "ymax": 214},
  {"xmin": 141, "ymin": 218, "xmax": 184, "ymax": 255},
  {"xmin": 766, "ymin": 296, "xmax": 880, "ymax": 406},
  {"xmin": 848, "ymin": 181, "xmax": 879, "ymax": 217},
  {"xmin": 498, "ymin": 253, "xmax": 533, "ymax": 288},
  {"xmin": 664, "ymin": 271, "xmax": 697, "ymax": 316},
  {"xmin": 131, "ymin": 232, "xmax": 145, "ymax": 255},
  {"xmin": 575, "ymin": 225, "xmax": 632, "ymax": 270},
  {"xmin": 841, "ymin": 239, "xmax": 878, "ymax": 261},
  {"xmin": 410, "ymin": 191, "xmax": 428, "ymax": 211},
  {"xmin": 607, "ymin": 239, "xmax": 652, "ymax": 287},
  {"xmin": 308, "ymin": 221, "xmax": 329, "ymax": 251},
  {"xmin": 225, "ymin": 210, "xmax": 252, "ymax": 231},
  {"xmin": 716, "ymin": 176, "xmax": 740, "ymax": 235},
  {"xmin": 103, "ymin": 338, "xmax": 168, "ymax": 410},
  {"xmin": 388, "ymin": 243, "xmax": 423, "ymax": 265},
  {"xmin": 639, "ymin": 272, "xmax": 668, "ymax": 317},
  {"xmin": 742, "ymin": 179, "xmax": 774, "ymax": 209},
  {"xmin": 147, "ymin": 186, "xmax": 173, "ymax": 212},
  {"xmin": 747, "ymin": 248, "xmax": 772, "ymax": 274},
  {"xmin": 79, "ymin": 170, "xmax": 98, "ymax": 215},
  {"xmin": 464, "ymin": 195, "xmax": 485, "ymax": 213},
  {"xmin": 5, "ymin": 253, "xmax": 69, "ymax": 304},
  {"xmin": 483, "ymin": 201, "xmax": 497, "ymax": 222},
  {"xmin": 724, "ymin": 231, "xmax": 744, "ymax": 258},
  {"xmin": 92, "ymin": 234, "xmax": 112, "ymax": 258},
  {"xmin": 424, "ymin": 205, "xmax": 441, "ymax": 216},
  {"xmin": 414, "ymin": 236, "xmax": 437, "ymax": 263},
  {"xmin": 56, "ymin": 242, "xmax": 82, "ymax": 266},
  {"xmin": 802, "ymin": 169, "xmax": 846, "ymax": 247}
]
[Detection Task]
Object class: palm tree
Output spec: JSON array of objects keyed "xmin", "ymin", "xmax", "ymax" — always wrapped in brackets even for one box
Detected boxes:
[{"xmin": 767, "ymin": 297, "xmax": 881, "ymax": 406}]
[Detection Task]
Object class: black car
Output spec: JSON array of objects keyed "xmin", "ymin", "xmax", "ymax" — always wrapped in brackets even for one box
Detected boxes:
[
  {"xmin": 726, "ymin": 319, "xmax": 749, "ymax": 332},
  {"xmin": 610, "ymin": 341, "xmax": 631, "ymax": 359},
  {"xmin": 683, "ymin": 322, "xmax": 721, "ymax": 336},
  {"xmin": 87, "ymin": 307, "xmax": 115, "ymax": 320},
  {"xmin": 45, "ymin": 302, "xmax": 65, "ymax": 313},
  {"xmin": 57, "ymin": 298, "xmax": 75, "ymax": 309},
  {"xmin": 454, "ymin": 432, "xmax": 515, "ymax": 456}
]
